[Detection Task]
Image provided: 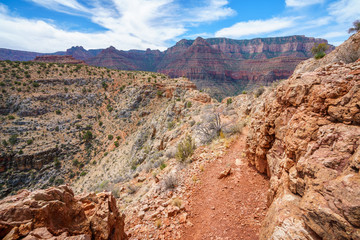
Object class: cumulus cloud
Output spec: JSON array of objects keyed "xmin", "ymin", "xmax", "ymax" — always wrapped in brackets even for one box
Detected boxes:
[
  {"xmin": 285, "ymin": 0, "xmax": 324, "ymax": 7},
  {"xmin": 0, "ymin": 0, "xmax": 235, "ymax": 52},
  {"xmin": 215, "ymin": 17, "xmax": 296, "ymax": 38}
]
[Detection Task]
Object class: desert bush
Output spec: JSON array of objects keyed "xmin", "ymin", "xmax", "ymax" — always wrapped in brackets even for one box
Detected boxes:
[
  {"xmin": 311, "ymin": 43, "xmax": 329, "ymax": 59},
  {"xmin": 27, "ymin": 139, "xmax": 33, "ymax": 145},
  {"xmin": 254, "ymin": 86, "xmax": 265, "ymax": 98},
  {"xmin": 108, "ymin": 134, "xmax": 114, "ymax": 140},
  {"xmin": 77, "ymin": 114, "xmax": 82, "ymax": 119},
  {"xmin": 9, "ymin": 134, "xmax": 18, "ymax": 145},
  {"xmin": 8, "ymin": 115, "xmax": 15, "ymax": 120},
  {"xmin": 226, "ymin": 98, "xmax": 232, "ymax": 105},
  {"xmin": 348, "ymin": 19, "xmax": 360, "ymax": 34},
  {"xmin": 197, "ymin": 113, "xmax": 224, "ymax": 143},
  {"xmin": 163, "ymin": 173, "xmax": 178, "ymax": 190},
  {"xmin": 176, "ymin": 135, "xmax": 196, "ymax": 162},
  {"xmin": 83, "ymin": 130, "xmax": 93, "ymax": 142}
]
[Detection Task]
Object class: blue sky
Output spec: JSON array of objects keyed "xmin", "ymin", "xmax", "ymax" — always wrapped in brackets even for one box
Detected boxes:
[{"xmin": 0, "ymin": 0, "xmax": 359, "ymax": 52}]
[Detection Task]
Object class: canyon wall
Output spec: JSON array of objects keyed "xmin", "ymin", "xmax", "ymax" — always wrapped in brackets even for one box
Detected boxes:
[{"xmin": 246, "ymin": 32, "xmax": 360, "ymax": 239}]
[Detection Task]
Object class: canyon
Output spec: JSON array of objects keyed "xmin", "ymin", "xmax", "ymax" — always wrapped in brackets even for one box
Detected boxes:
[
  {"xmin": 0, "ymin": 32, "xmax": 359, "ymax": 239},
  {"xmin": 0, "ymin": 35, "xmax": 334, "ymax": 100}
]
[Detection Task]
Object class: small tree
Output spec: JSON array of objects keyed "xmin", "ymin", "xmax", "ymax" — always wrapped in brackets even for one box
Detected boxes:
[
  {"xmin": 311, "ymin": 43, "xmax": 329, "ymax": 59},
  {"xmin": 348, "ymin": 20, "xmax": 360, "ymax": 34}
]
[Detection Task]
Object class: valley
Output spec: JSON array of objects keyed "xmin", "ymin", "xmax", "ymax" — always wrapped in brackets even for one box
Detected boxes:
[{"xmin": 0, "ymin": 31, "xmax": 359, "ymax": 240}]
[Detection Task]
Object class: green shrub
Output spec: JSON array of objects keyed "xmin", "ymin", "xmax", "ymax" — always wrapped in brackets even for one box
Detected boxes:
[
  {"xmin": 176, "ymin": 135, "xmax": 196, "ymax": 162},
  {"xmin": 32, "ymin": 82, "xmax": 39, "ymax": 87},
  {"xmin": 167, "ymin": 121, "xmax": 176, "ymax": 130},
  {"xmin": 186, "ymin": 101, "xmax": 192, "ymax": 108},
  {"xmin": 27, "ymin": 139, "xmax": 33, "ymax": 145},
  {"xmin": 2, "ymin": 140, "xmax": 8, "ymax": 146},
  {"xmin": 55, "ymin": 110, "xmax": 61, "ymax": 115},
  {"xmin": 108, "ymin": 135, "xmax": 114, "ymax": 140},
  {"xmin": 8, "ymin": 115, "xmax": 15, "ymax": 120},
  {"xmin": 160, "ymin": 162, "xmax": 167, "ymax": 170},
  {"xmin": 114, "ymin": 141, "xmax": 119, "ymax": 147},
  {"xmin": 72, "ymin": 159, "xmax": 79, "ymax": 166},
  {"xmin": 77, "ymin": 114, "xmax": 82, "ymax": 119},
  {"xmin": 107, "ymin": 104, "xmax": 113, "ymax": 112},
  {"xmin": 226, "ymin": 98, "xmax": 232, "ymax": 105},
  {"xmin": 9, "ymin": 134, "xmax": 18, "ymax": 145},
  {"xmin": 80, "ymin": 171, "xmax": 87, "ymax": 176},
  {"xmin": 311, "ymin": 43, "xmax": 329, "ymax": 59},
  {"xmin": 83, "ymin": 130, "xmax": 93, "ymax": 142}
]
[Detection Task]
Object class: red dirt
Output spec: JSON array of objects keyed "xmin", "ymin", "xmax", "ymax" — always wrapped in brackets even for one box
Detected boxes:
[{"xmin": 181, "ymin": 131, "xmax": 269, "ymax": 240}]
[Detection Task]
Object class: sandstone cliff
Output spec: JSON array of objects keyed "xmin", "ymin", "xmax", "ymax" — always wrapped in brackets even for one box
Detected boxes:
[
  {"xmin": 0, "ymin": 185, "xmax": 127, "ymax": 240},
  {"xmin": 246, "ymin": 32, "xmax": 360, "ymax": 239}
]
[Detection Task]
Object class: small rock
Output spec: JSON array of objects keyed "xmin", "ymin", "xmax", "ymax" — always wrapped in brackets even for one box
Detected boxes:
[{"xmin": 218, "ymin": 167, "xmax": 231, "ymax": 179}]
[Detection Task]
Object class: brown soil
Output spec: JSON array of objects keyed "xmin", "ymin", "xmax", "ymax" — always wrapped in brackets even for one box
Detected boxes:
[{"xmin": 181, "ymin": 130, "xmax": 269, "ymax": 240}]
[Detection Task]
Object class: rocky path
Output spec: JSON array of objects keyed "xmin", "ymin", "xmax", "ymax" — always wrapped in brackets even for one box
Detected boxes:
[{"xmin": 181, "ymin": 131, "xmax": 269, "ymax": 240}]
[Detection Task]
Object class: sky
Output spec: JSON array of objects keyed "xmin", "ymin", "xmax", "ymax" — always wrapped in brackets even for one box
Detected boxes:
[{"xmin": 0, "ymin": 0, "xmax": 359, "ymax": 52}]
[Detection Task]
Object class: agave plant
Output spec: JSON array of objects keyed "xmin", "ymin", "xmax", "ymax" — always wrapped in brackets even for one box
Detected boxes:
[{"xmin": 348, "ymin": 20, "xmax": 360, "ymax": 34}]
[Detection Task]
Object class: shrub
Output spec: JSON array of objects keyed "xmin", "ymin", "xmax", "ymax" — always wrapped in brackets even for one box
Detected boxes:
[
  {"xmin": 186, "ymin": 101, "xmax": 192, "ymax": 108},
  {"xmin": 54, "ymin": 158, "xmax": 61, "ymax": 169},
  {"xmin": 160, "ymin": 162, "xmax": 167, "ymax": 170},
  {"xmin": 254, "ymin": 86, "xmax": 265, "ymax": 98},
  {"xmin": 27, "ymin": 139, "xmax": 33, "ymax": 145},
  {"xmin": 32, "ymin": 82, "xmax": 40, "ymax": 87},
  {"xmin": 163, "ymin": 173, "xmax": 178, "ymax": 190},
  {"xmin": 114, "ymin": 141, "xmax": 119, "ymax": 147},
  {"xmin": 226, "ymin": 98, "xmax": 232, "ymax": 105},
  {"xmin": 102, "ymin": 81, "xmax": 108, "ymax": 90},
  {"xmin": 167, "ymin": 121, "xmax": 176, "ymax": 130},
  {"xmin": 2, "ymin": 140, "xmax": 8, "ymax": 147},
  {"xmin": 80, "ymin": 171, "xmax": 87, "ymax": 176},
  {"xmin": 83, "ymin": 130, "xmax": 93, "ymax": 142},
  {"xmin": 77, "ymin": 114, "xmax": 82, "ymax": 119},
  {"xmin": 108, "ymin": 135, "xmax": 114, "ymax": 140},
  {"xmin": 54, "ymin": 178, "xmax": 64, "ymax": 185},
  {"xmin": 175, "ymin": 135, "xmax": 196, "ymax": 162},
  {"xmin": 311, "ymin": 43, "xmax": 329, "ymax": 59},
  {"xmin": 156, "ymin": 90, "xmax": 163, "ymax": 97},
  {"xmin": 107, "ymin": 104, "xmax": 113, "ymax": 112},
  {"xmin": 8, "ymin": 115, "xmax": 15, "ymax": 120},
  {"xmin": 18, "ymin": 149, "xmax": 23, "ymax": 155},
  {"xmin": 55, "ymin": 110, "xmax": 61, "ymax": 115},
  {"xmin": 127, "ymin": 184, "xmax": 138, "ymax": 194},
  {"xmin": 72, "ymin": 159, "xmax": 79, "ymax": 166},
  {"xmin": 9, "ymin": 134, "xmax": 18, "ymax": 145},
  {"xmin": 348, "ymin": 20, "xmax": 360, "ymax": 34}
]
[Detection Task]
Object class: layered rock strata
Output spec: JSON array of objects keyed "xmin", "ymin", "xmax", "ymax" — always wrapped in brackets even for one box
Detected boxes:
[{"xmin": 246, "ymin": 32, "xmax": 360, "ymax": 239}]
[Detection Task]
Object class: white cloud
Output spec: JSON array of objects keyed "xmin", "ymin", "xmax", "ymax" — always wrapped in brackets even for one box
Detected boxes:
[
  {"xmin": 328, "ymin": 0, "xmax": 360, "ymax": 23},
  {"xmin": 285, "ymin": 0, "xmax": 324, "ymax": 7},
  {"xmin": 215, "ymin": 17, "xmax": 295, "ymax": 38},
  {"xmin": 0, "ymin": 0, "xmax": 235, "ymax": 52}
]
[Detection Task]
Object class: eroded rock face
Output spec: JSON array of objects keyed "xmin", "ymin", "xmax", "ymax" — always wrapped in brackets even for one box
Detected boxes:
[
  {"xmin": 0, "ymin": 185, "xmax": 127, "ymax": 240},
  {"xmin": 246, "ymin": 32, "xmax": 360, "ymax": 239}
]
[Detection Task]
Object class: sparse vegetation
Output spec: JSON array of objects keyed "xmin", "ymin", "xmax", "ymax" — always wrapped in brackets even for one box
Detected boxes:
[
  {"xmin": 9, "ymin": 134, "xmax": 18, "ymax": 145},
  {"xmin": 176, "ymin": 135, "xmax": 196, "ymax": 162},
  {"xmin": 254, "ymin": 86, "xmax": 265, "ymax": 98},
  {"xmin": 311, "ymin": 43, "xmax": 329, "ymax": 59},
  {"xmin": 163, "ymin": 173, "xmax": 178, "ymax": 190},
  {"xmin": 226, "ymin": 98, "xmax": 232, "ymax": 105},
  {"xmin": 108, "ymin": 135, "xmax": 114, "ymax": 140},
  {"xmin": 348, "ymin": 20, "xmax": 360, "ymax": 34}
]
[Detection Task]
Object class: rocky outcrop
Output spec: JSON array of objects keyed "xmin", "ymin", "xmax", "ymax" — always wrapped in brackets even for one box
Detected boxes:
[
  {"xmin": 0, "ymin": 185, "xmax": 127, "ymax": 240},
  {"xmin": 246, "ymin": 32, "xmax": 360, "ymax": 239},
  {"xmin": 33, "ymin": 55, "xmax": 86, "ymax": 64}
]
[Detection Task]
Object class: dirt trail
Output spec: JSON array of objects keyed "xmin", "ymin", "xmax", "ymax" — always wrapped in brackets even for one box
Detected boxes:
[{"xmin": 181, "ymin": 131, "xmax": 269, "ymax": 240}]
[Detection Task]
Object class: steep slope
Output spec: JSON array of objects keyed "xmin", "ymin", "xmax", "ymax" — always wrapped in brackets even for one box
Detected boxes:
[{"xmin": 246, "ymin": 32, "xmax": 360, "ymax": 239}]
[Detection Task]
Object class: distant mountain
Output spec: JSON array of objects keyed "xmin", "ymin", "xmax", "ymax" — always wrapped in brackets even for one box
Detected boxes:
[{"xmin": 0, "ymin": 35, "xmax": 334, "ymax": 99}]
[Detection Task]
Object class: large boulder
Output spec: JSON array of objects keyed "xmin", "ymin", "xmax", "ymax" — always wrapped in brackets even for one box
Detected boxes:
[{"xmin": 0, "ymin": 185, "xmax": 127, "ymax": 240}]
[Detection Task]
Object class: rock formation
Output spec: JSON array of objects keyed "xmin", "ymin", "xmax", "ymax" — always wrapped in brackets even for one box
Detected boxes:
[
  {"xmin": 33, "ymin": 55, "xmax": 86, "ymax": 65},
  {"xmin": 0, "ymin": 185, "xmax": 127, "ymax": 240},
  {"xmin": 0, "ymin": 35, "xmax": 334, "ymax": 99},
  {"xmin": 246, "ymin": 32, "xmax": 360, "ymax": 239}
]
